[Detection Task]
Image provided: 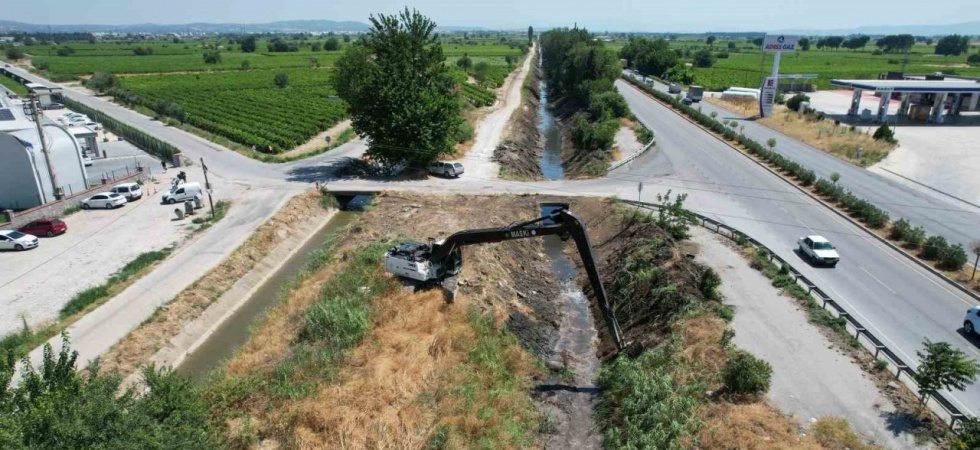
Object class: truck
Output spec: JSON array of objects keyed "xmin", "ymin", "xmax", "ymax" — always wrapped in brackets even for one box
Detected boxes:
[{"xmin": 687, "ymin": 85, "xmax": 705, "ymax": 103}]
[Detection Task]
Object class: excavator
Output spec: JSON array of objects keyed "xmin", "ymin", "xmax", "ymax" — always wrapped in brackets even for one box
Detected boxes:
[{"xmin": 384, "ymin": 203, "xmax": 625, "ymax": 351}]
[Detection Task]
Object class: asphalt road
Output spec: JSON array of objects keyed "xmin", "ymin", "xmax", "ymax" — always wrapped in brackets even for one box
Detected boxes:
[
  {"xmin": 626, "ymin": 72, "xmax": 980, "ymax": 250},
  {"xmin": 8, "ymin": 66, "xmax": 980, "ymax": 417}
]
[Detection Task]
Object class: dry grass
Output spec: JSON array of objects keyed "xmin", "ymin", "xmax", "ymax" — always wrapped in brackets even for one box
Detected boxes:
[
  {"xmin": 812, "ymin": 417, "xmax": 882, "ymax": 450},
  {"xmin": 759, "ymin": 106, "xmax": 895, "ymax": 166},
  {"xmin": 676, "ymin": 315, "xmax": 727, "ymax": 385},
  {"xmin": 97, "ymin": 190, "xmax": 330, "ymax": 376},
  {"xmin": 706, "ymin": 96, "xmax": 759, "ymax": 117},
  {"xmin": 698, "ymin": 402, "xmax": 824, "ymax": 450}
]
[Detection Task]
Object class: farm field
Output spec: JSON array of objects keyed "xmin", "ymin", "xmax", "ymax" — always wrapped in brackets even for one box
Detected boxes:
[
  {"xmin": 14, "ymin": 36, "xmax": 529, "ymax": 153},
  {"xmin": 119, "ymin": 68, "xmax": 345, "ymax": 152}
]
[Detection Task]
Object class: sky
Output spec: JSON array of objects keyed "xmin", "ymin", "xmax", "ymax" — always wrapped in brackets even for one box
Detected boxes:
[{"xmin": 2, "ymin": 0, "xmax": 978, "ymax": 33}]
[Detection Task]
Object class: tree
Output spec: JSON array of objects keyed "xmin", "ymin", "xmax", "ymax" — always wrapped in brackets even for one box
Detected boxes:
[
  {"xmin": 752, "ymin": 37, "xmax": 764, "ymax": 47},
  {"xmin": 706, "ymin": 35, "xmax": 716, "ymax": 47},
  {"xmin": 692, "ymin": 48, "xmax": 715, "ymax": 67},
  {"xmin": 969, "ymin": 53, "xmax": 980, "ymax": 66},
  {"xmin": 935, "ymin": 34, "xmax": 970, "ymax": 56},
  {"xmin": 798, "ymin": 37, "xmax": 811, "ymax": 51},
  {"xmin": 528, "ymin": 25, "xmax": 534, "ymax": 45},
  {"xmin": 343, "ymin": 34, "xmax": 351, "ymax": 43},
  {"xmin": 85, "ymin": 71, "xmax": 118, "ymax": 93},
  {"xmin": 620, "ymin": 38, "xmax": 677, "ymax": 77},
  {"xmin": 766, "ymin": 138, "xmax": 777, "ymax": 151},
  {"xmin": 333, "ymin": 8, "xmax": 461, "ymax": 168},
  {"xmin": 56, "ymin": 46, "xmax": 74, "ymax": 56},
  {"xmin": 274, "ymin": 72, "xmax": 289, "ymax": 88},
  {"xmin": 954, "ymin": 417, "xmax": 980, "ymax": 449},
  {"xmin": 324, "ymin": 37, "xmax": 341, "ymax": 51},
  {"xmin": 311, "ymin": 42, "xmax": 322, "ymax": 52},
  {"xmin": 202, "ymin": 50, "xmax": 221, "ymax": 64},
  {"xmin": 241, "ymin": 35, "xmax": 257, "ymax": 53},
  {"xmin": 240, "ymin": 59, "xmax": 251, "ymax": 70},
  {"xmin": 914, "ymin": 340, "xmax": 980, "ymax": 403},
  {"xmin": 4, "ymin": 47, "xmax": 24, "ymax": 60},
  {"xmin": 456, "ymin": 54, "xmax": 472, "ymax": 70},
  {"xmin": 876, "ymin": 34, "xmax": 915, "ymax": 53},
  {"xmin": 843, "ymin": 35, "xmax": 870, "ymax": 51},
  {"xmin": 830, "ymin": 172, "xmax": 841, "ymax": 184}
]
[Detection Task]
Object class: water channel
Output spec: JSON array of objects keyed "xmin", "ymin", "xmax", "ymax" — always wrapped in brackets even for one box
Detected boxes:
[
  {"xmin": 177, "ymin": 210, "xmax": 360, "ymax": 380},
  {"xmin": 538, "ymin": 61, "xmax": 565, "ymax": 180}
]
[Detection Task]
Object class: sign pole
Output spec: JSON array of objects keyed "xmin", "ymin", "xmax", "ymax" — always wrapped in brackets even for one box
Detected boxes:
[{"xmin": 200, "ymin": 157, "xmax": 215, "ymax": 219}]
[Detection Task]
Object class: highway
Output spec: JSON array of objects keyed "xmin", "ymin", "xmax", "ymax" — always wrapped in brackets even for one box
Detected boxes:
[
  {"xmin": 7, "ymin": 66, "xmax": 980, "ymax": 417},
  {"xmin": 627, "ymin": 72, "xmax": 980, "ymax": 250}
]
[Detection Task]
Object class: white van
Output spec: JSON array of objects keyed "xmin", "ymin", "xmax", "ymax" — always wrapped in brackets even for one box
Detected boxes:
[
  {"xmin": 110, "ymin": 182, "xmax": 142, "ymax": 201},
  {"xmin": 162, "ymin": 182, "xmax": 202, "ymax": 204}
]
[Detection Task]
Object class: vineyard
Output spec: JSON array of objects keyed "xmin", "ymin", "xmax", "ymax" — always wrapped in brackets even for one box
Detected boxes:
[
  {"xmin": 461, "ymin": 83, "xmax": 496, "ymax": 106},
  {"xmin": 120, "ymin": 68, "xmax": 345, "ymax": 152},
  {"xmin": 33, "ymin": 52, "xmax": 343, "ymax": 80}
]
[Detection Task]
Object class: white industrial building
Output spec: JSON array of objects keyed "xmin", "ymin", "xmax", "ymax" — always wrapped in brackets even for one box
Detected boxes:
[{"xmin": 0, "ymin": 96, "xmax": 90, "ymax": 210}]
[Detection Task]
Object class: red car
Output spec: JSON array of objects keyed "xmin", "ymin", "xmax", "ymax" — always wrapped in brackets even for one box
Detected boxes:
[{"xmin": 18, "ymin": 218, "xmax": 68, "ymax": 237}]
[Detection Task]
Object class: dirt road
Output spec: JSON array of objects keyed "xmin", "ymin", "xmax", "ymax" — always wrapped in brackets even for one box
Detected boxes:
[{"xmin": 453, "ymin": 44, "xmax": 537, "ymax": 180}]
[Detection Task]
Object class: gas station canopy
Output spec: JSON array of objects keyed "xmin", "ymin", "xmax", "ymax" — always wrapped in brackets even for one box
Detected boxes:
[{"xmin": 831, "ymin": 79, "xmax": 980, "ymax": 94}]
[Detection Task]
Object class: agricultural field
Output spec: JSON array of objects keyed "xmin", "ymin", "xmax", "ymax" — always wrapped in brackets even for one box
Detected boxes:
[
  {"xmin": 119, "ymin": 68, "xmax": 344, "ymax": 152},
  {"xmin": 619, "ymin": 37, "xmax": 980, "ymax": 90},
  {"xmin": 7, "ymin": 35, "xmax": 527, "ymax": 153}
]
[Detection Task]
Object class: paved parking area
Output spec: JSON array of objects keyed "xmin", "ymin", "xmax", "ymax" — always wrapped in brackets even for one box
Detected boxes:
[
  {"xmin": 808, "ymin": 91, "xmax": 980, "ymax": 207},
  {"xmin": 0, "ymin": 164, "xmax": 241, "ymax": 336}
]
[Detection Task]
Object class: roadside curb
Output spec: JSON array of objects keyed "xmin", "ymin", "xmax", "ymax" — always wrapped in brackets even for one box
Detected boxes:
[{"xmin": 621, "ymin": 80, "xmax": 980, "ymax": 303}]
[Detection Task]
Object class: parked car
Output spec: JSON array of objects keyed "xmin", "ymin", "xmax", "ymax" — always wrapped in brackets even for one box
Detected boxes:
[
  {"xmin": 964, "ymin": 306, "xmax": 980, "ymax": 335},
  {"xmin": 18, "ymin": 218, "xmax": 67, "ymax": 237},
  {"xmin": 82, "ymin": 192, "xmax": 127, "ymax": 209},
  {"xmin": 428, "ymin": 162, "xmax": 465, "ymax": 178},
  {"xmin": 0, "ymin": 230, "xmax": 39, "ymax": 251},
  {"xmin": 797, "ymin": 235, "xmax": 840, "ymax": 267},
  {"xmin": 43, "ymin": 102, "xmax": 65, "ymax": 110},
  {"xmin": 162, "ymin": 182, "xmax": 202, "ymax": 204},
  {"xmin": 110, "ymin": 182, "xmax": 142, "ymax": 201},
  {"xmin": 668, "ymin": 83, "xmax": 682, "ymax": 94},
  {"xmin": 681, "ymin": 96, "xmax": 694, "ymax": 105},
  {"xmin": 83, "ymin": 154, "xmax": 93, "ymax": 167}
]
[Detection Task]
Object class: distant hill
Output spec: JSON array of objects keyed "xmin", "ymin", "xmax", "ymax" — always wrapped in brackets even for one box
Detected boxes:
[
  {"xmin": 0, "ymin": 19, "xmax": 372, "ymax": 34},
  {"xmin": 775, "ymin": 21, "xmax": 980, "ymax": 37}
]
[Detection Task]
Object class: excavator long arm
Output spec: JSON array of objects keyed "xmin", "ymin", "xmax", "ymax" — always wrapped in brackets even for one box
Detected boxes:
[{"xmin": 426, "ymin": 205, "xmax": 625, "ymax": 351}]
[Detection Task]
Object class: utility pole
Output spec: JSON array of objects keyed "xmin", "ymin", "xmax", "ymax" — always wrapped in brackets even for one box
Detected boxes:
[
  {"xmin": 200, "ymin": 157, "xmax": 215, "ymax": 219},
  {"xmin": 25, "ymin": 92, "xmax": 62, "ymax": 201}
]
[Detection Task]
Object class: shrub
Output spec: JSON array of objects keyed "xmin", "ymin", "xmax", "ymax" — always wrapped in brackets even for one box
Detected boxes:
[
  {"xmin": 905, "ymin": 226, "xmax": 926, "ymax": 248},
  {"xmin": 85, "ymin": 71, "xmax": 118, "ymax": 93},
  {"xmin": 872, "ymin": 122, "xmax": 896, "ymax": 143},
  {"xmin": 455, "ymin": 119, "xmax": 474, "ymax": 143},
  {"xmin": 786, "ymin": 93, "xmax": 811, "ymax": 112},
  {"xmin": 889, "ymin": 218, "xmax": 911, "ymax": 240},
  {"xmin": 4, "ymin": 47, "xmax": 24, "ymax": 60},
  {"xmin": 456, "ymin": 55, "xmax": 472, "ymax": 69},
  {"xmin": 274, "ymin": 72, "xmax": 289, "ymax": 88},
  {"xmin": 969, "ymin": 53, "xmax": 980, "ymax": 66},
  {"xmin": 939, "ymin": 243, "xmax": 968, "ymax": 271},
  {"xmin": 589, "ymin": 90, "xmax": 630, "ymax": 121},
  {"xmin": 571, "ymin": 116, "xmax": 618, "ymax": 151},
  {"xmin": 922, "ymin": 235, "xmax": 949, "ymax": 260},
  {"xmin": 202, "ymin": 50, "xmax": 221, "ymax": 64},
  {"xmin": 723, "ymin": 350, "xmax": 773, "ymax": 395}
]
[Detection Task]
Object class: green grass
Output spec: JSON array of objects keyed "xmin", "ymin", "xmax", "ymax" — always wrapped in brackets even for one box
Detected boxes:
[
  {"xmin": 0, "ymin": 247, "xmax": 173, "ymax": 361},
  {"xmin": 190, "ymin": 200, "xmax": 230, "ymax": 232},
  {"xmin": 0, "ymin": 74, "xmax": 28, "ymax": 95}
]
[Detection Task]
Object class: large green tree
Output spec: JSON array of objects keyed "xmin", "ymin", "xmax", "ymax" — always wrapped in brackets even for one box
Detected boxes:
[
  {"xmin": 333, "ymin": 9, "xmax": 461, "ymax": 168},
  {"xmin": 914, "ymin": 340, "xmax": 980, "ymax": 403},
  {"xmin": 935, "ymin": 34, "xmax": 970, "ymax": 56}
]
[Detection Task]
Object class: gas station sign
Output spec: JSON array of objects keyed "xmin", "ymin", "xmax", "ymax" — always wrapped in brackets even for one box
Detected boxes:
[{"xmin": 760, "ymin": 77, "xmax": 778, "ymax": 117}]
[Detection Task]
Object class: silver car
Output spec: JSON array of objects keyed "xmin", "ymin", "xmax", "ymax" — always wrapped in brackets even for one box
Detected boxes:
[{"xmin": 428, "ymin": 162, "xmax": 464, "ymax": 178}]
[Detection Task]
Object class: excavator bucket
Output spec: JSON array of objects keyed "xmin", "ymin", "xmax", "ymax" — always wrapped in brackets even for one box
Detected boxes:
[{"xmin": 441, "ymin": 276, "xmax": 459, "ymax": 303}]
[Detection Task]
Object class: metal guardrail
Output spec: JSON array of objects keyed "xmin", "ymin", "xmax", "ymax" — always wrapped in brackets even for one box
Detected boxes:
[
  {"xmin": 609, "ymin": 138, "xmax": 656, "ymax": 171},
  {"xmin": 621, "ymin": 199, "xmax": 970, "ymax": 429}
]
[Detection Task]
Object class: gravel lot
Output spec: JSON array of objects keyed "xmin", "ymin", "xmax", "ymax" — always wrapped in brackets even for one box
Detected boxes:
[{"xmin": 0, "ymin": 165, "xmax": 242, "ymax": 336}]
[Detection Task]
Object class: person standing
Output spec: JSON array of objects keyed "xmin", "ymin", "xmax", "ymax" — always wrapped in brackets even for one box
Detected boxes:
[{"xmin": 161, "ymin": 159, "xmax": 167, "ymax": 171}]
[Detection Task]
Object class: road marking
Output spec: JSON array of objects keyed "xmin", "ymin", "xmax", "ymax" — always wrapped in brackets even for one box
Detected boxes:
[{"xmin": 859, "ymin": 266, "xmax": 896, "ymax": 294}]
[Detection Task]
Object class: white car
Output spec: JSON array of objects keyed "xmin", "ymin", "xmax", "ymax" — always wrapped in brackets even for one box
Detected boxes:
[
  {"xmin": 964, "ymin": 306, "xmax": 980, "ymax": 335},
  {"xmin": 83, "ymin": 154, "xmax": 93, "ymax": 167},
  {"xmin": 428, "ymin": 162, "xmax": 464, "ymax": 178},
  {"xmin": 0, "ymin": 230, "xmax": 39, "ymax": 251},
  {"xmin": 82, "ymin": 192, "xmax": 127, "ymax": 209},
  {"xmin": 797, "ymin": 235, "xmax": 840, "ymax": 267}
]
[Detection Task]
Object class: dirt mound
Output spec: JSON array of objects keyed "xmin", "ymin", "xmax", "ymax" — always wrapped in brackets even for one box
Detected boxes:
[{"xmin": 494, "ymin": 67, "xmax": 544, "ymax": 180}]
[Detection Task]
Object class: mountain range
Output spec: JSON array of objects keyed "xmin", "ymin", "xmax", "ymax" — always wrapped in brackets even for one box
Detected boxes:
[{"xmin": 776, "ymin": 21, "xmax": 980, "ymax": 37}]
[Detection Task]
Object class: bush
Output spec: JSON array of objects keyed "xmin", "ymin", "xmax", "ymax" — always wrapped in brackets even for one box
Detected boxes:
[
  {"xmin": 905, "ymin": 226, "xmax": 926, "ymax": 248},
  {"xmin": 4, "ymin": 47, "xmax": 24, "ymax": 60},
  {"xmin": 202, "ymin": 50, "xmax": 221, "ymax": 64},
  {"xmin": 455, "ymin": 119, "xmax": 474, "ymax": 143},
  {"xmin": 939, "ymin": 243, "xmax": 968, "ymax": 271},
  {"xmin": 786, "ymin": 93, "xmax": 811, "ymax": 113},
  {"xmin": 922, "ymin": 235, "xmax": 949, "ymax": 260},
  {"xmin": 274, "ymin": 72, "xmax": 289, "ymax": 88},
  {"xmin": 723, "ymin": 350, "xmax": 772, "ymax": 395},
  {"xmin": 872, "ymin": 122, "xmax": 896, "ymax": 143},
  {"xmin": 455, "ymin": 55, "xmax": 472, "ymax": 69},
  {"xmin": 571, "ymin": 116, "xmax": 618, "ymax": 151},
  {"xmin": 84, "ymin": 71, "xmax": 118, "ymax": 93},
  {"xmin": 589, "ymin": 90, "xmax": 630, "ymax": 121},
  {"xmin": 692, "ymin": 48, "xmax": 715, "ymax": 67},
  {"xmin": 969, "ymin": 53, "xmax": 980, "ymax": 66},
  {"xmin": 889, "ymin": 218, "xmax": 911, "ymax": 240}
]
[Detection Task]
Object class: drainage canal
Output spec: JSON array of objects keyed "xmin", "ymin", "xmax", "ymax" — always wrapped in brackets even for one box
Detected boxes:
[{"xmin": 538, "ymin": 59, "xmax": 565, "ymax": 180}]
